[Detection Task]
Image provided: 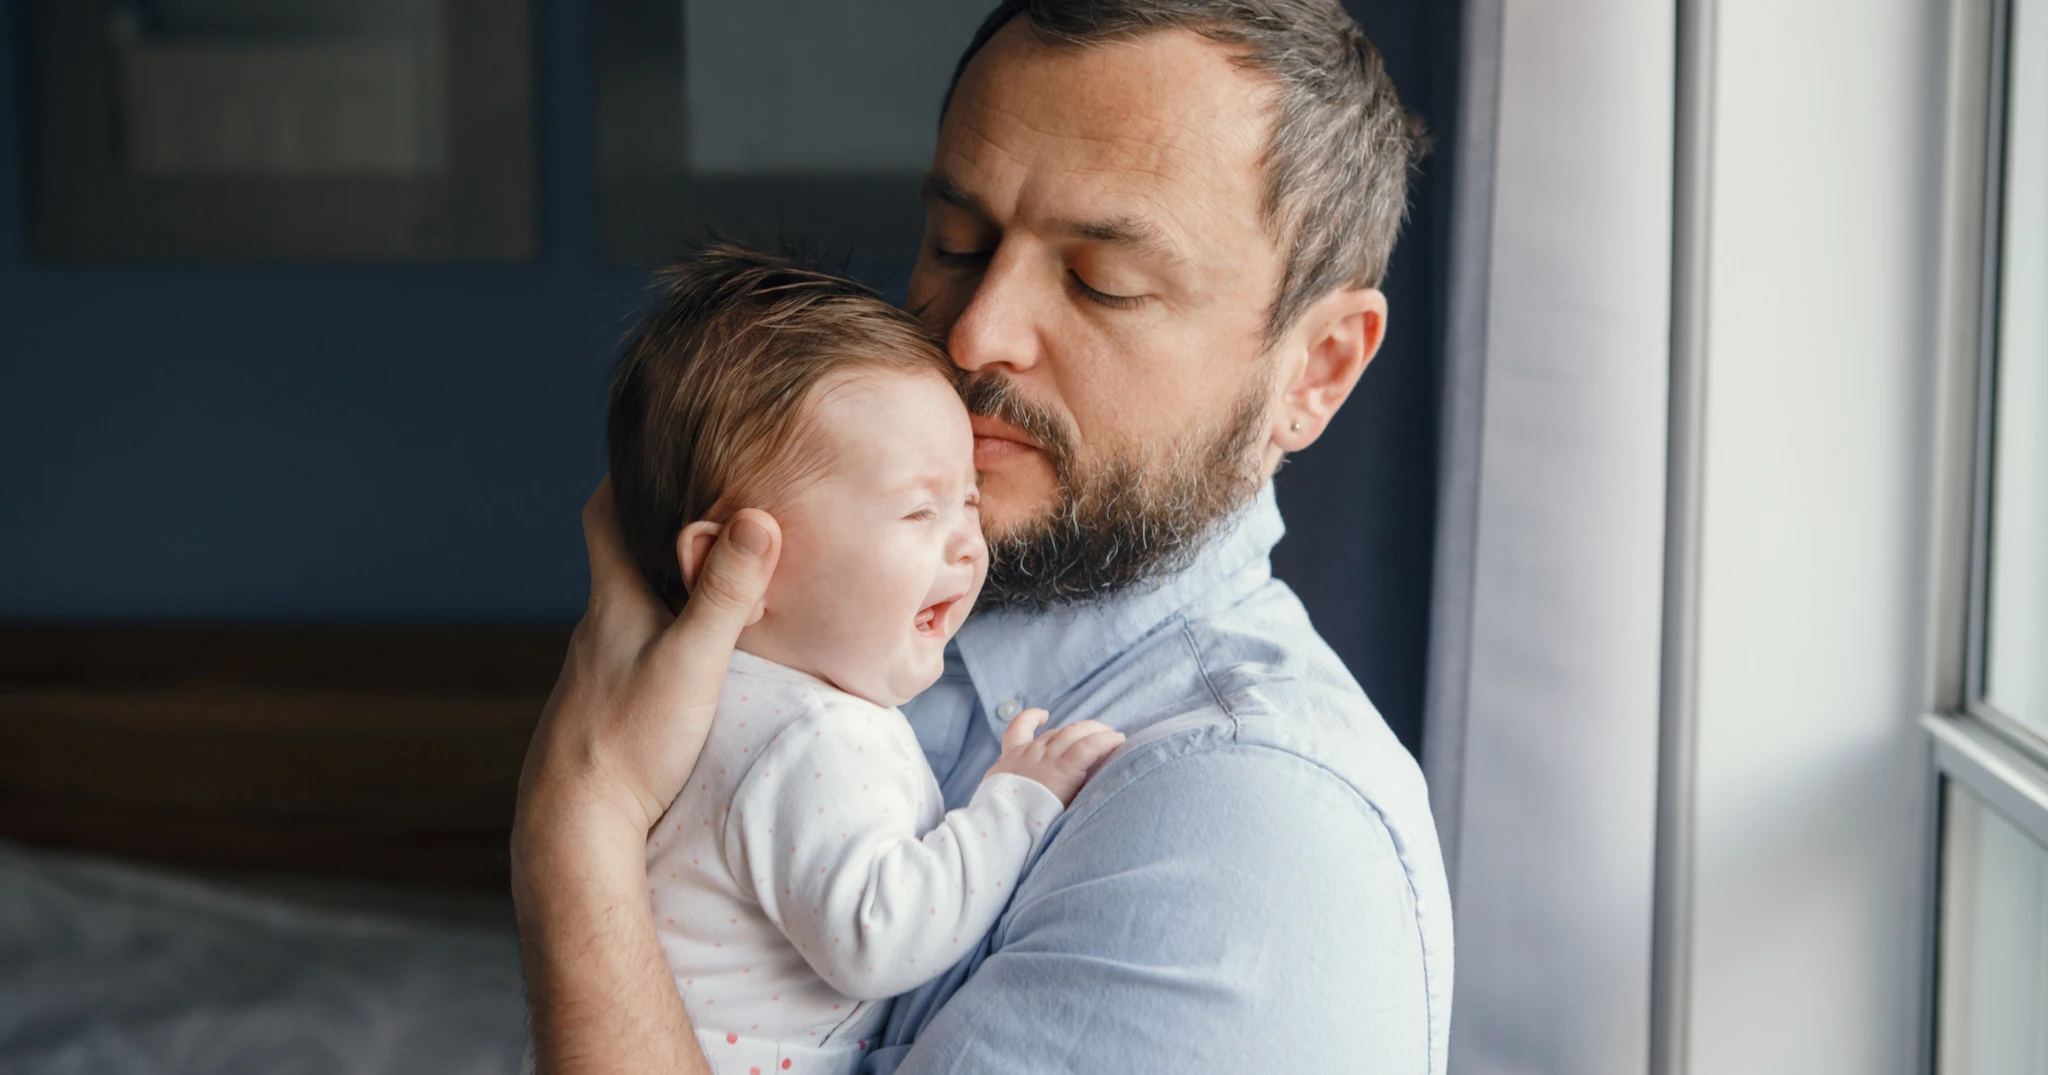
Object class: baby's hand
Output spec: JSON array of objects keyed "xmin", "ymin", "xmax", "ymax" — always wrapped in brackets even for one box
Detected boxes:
[{"xmin": 986, "ymin": 709, "xmax": 1125, "ymax": 806}]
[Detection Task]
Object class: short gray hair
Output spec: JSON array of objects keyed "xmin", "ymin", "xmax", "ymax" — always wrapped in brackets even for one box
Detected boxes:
[{"xmin": 944, "ymin": 0, "xmax": 1428, "ymax": 347}]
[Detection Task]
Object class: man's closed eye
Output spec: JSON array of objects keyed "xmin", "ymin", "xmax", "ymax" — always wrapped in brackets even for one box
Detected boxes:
[{"xmin": 1069, "ymin": 270, "xmax": 1144, "ymax": 310}]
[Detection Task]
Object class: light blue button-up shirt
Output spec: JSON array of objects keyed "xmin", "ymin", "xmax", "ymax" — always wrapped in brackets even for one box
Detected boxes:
[{"xmin": 863, "ymin": 485, "xmax": 1454, "ymax": 1074}]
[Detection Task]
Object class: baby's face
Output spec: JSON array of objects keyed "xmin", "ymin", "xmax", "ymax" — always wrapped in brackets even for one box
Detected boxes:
[{"xmin": 739, "ymin": 368, "xmax": 987, "ymax": 707}]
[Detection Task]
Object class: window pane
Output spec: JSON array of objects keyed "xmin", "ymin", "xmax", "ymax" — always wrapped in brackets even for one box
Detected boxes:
[
  {"xmin": 30, "ymin": 0, "xmax": 534, "ymax": 261},
  {"xmin": 1937, "ymin": 783, "xmax": 2048, "ymax": 1075},
  {"xmin": 1988, "ymin": 0, "xmax": 2048, "ymax": 736},
  {"xmin": 683, "ymin": 1, "xmax": 987, "ymax": 175},
  {"xmin": 113, "ymin": 0, "xmax": 448, "ymax": 178},
  {"xmin": 593, "ymin": 0, "xmax": 986, "ymax": 264}
]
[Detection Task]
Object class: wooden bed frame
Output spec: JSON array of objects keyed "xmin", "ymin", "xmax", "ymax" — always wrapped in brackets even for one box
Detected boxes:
[{"xmin": 0, "ymin": 628, "xmax": 568, "ymax": 891}]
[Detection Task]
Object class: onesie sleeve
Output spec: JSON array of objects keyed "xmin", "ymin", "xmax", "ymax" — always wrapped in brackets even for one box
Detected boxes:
[{"xmin": 722, "ymin": 696, "xmax": 1063, "ymax": 1000}]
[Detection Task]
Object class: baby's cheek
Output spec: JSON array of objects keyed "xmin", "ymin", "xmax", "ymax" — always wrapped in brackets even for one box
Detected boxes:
[
  {"xmin": 821, "ymin": 546, "xmax": 929, "ymax": 686},
  {"xmin": 827, "ymin": 572, "xmax": 902, "ymax": 640}
]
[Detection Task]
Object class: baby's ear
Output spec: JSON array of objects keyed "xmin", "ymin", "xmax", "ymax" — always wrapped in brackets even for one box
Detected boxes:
[{"xmin": 675, "ymin": 520, "xmax": 724, "ymax": 596}]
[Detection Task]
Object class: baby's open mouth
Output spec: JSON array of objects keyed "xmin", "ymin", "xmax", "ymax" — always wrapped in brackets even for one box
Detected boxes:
[{"xmin": 914, "ymin": 598, "xmax": 960, "ymax": 637}]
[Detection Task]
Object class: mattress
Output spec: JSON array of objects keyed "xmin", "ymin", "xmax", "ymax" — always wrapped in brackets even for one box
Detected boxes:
[{"xmin": 0, "ymin": 841, "xmax": 526, "ymax": 1074}]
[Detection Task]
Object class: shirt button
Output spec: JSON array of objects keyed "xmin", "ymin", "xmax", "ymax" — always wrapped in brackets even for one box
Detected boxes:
[{"xmin": 995, "ymin": 699, "xmax": 1024, "ymax": 721}]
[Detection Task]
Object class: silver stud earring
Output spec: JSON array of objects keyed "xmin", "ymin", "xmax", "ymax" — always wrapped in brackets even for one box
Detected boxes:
[{"xmin": 1290, "ymin": 421, "xmax": 1302, "ymax": 433}]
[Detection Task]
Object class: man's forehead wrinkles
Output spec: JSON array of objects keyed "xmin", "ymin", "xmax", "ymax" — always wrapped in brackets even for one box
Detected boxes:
[
  {"xmin": 930, "ymin": 118, "xmax": 1029, "ymax": 203},
  {"xmin": 1059, "ymin": 150, "xmax": 1249, "ymax": 248},
  {"xmin": 934, "ymin": 39, "xmax": 1275, "ymax": 277},
  {"xmin": 957, "ymin": 76, "xmax": 1233, "ymax": 170},
  {"xmin": 1004, "ymin": 114, "xmax": 1224, "ymax": 176},
  {"xmin": 968, "ymin": 129, "xmax": 1221, "ymax": 211}
]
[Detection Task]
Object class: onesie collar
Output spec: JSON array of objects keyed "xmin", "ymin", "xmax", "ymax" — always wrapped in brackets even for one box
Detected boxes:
[
  {"xmin": 948, "ymin": 482, "xmax": 1284, "ymax": 734},
  {"xmin": 728, "ymin": 648, "xmax": 836, "ymax": 690}
]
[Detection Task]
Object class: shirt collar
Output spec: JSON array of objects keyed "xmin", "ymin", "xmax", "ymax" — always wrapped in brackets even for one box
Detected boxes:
[{"xmin": 950, "ymin": 483, "xmax": 1284, "ymax": 730}]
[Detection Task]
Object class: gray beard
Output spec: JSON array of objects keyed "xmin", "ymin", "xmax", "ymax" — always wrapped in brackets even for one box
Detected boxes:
[{"xmin": 963, "ymin": 370, "xmax": 1272, "ymax": 612}]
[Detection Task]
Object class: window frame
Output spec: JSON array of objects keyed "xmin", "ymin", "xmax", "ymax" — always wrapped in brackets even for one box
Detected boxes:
[
  {"xmin": 1935, "ymin": 0, "xmax": 2048, "ymax": 796},
  {"xmin": 1927, "ymin": 0, "xmax": 2048, "ymax": 1066},
  {"xmin": 1962, "ymin": 0, "xmax": 2048, "ymax": 759},
  {"xmin": 1927, "ymin": 714, "xmax": 2048, "ymax": 854},
  {"xmin": 1925, "ymin": 0, "xmax": 2039, "ymax": 794}
]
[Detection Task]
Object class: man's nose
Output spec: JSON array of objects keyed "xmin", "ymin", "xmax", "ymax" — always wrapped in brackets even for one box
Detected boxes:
[{"xmin": 947, "ymin": 244, "xmax": 1043, "ymax": 376}]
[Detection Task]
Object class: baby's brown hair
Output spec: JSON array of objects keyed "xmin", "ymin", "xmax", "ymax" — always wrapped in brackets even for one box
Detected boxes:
[{"xmin": 607, "ymin": 245, "xmax": 956, "ymax": 610}]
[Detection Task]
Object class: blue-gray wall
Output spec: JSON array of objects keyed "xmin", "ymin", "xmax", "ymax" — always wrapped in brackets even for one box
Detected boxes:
[
  {"xmin": 0, "ymin": 1, "xmax": 1453, "ymax": 752},
  {"xmin": 1273, "ymin": 0, "xmax": 1457, "ymax": 754},
  {"xmin": 0, "ymin": 1, "xmax": 637, "ymax": 621}
]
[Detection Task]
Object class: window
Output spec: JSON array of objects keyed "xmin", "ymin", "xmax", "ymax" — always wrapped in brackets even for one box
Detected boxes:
[
  {"xmin": 1937, "ymin": 783, "xmax": 2048, "ymax": 1075},
  {"xmin": 591, "ymin": 0, "xmax": 988, "ymax": 267},
  {"xmin": 1935, "ymin": 0, "xmax": 2048, "ymax": 1070},
  {"xmin": 27, "ymin": 0, "xmax": 534, "ymax": 262},
  {"xmin": 1985, "ymin": 0, "xmax": 2048, "ymax": 744}
]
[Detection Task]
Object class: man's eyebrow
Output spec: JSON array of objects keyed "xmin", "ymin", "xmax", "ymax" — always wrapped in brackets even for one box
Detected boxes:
[
  {"xmin": 922, "ymin": 171, "xmax": 992, "ymax": 219},
  {"xmin": 1054, "ymin": 214, "xmax": 1188, "ymax": 266},
  {"xmin": 923, "ymin": 170, "xmax": 1187, "ymax": 267}
]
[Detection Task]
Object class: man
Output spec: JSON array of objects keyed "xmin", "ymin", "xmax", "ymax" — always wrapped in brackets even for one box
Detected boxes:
[{"xmin": 513, "ymin": 2, "xmax": 1452, "ymax": 1071}]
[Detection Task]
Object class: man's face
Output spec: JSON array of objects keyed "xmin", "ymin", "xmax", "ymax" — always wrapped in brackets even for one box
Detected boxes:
[{"xmin": 906, "ymin": 22, "xmax": 1289, "ymax": 608}]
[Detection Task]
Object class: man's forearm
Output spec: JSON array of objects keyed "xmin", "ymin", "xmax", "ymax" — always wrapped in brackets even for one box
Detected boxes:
[
  {"xmin": 511, "ymin": 493, "xmax": 774, "ymax": 1073},
  {"xmin": 513, "ymin": 790, "xmax": 710, "ymax": 1075}
]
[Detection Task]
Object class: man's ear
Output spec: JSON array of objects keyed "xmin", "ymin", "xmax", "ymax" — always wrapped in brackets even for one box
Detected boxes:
[
  {"xmin": 675, "ymin": 520, "xmax": 725, "ymax": 596},
  {"xmin": 1272, "ymin": 287, "xmax": 1387, "ymax": 452}
]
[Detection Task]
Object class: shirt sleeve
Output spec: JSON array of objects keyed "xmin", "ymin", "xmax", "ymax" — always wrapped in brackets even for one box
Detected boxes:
[
  {"xmin": 881, "ymin": 743, "xmax": 1437, "ymax": 1074},
  {"xmin": 723, "ymin": 699, "xmax": 1064, "ymax": 1001}
]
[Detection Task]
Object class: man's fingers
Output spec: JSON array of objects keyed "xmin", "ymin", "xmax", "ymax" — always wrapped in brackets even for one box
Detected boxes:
[
  {"xmin": 583, "ymin": 479, "xmax": 649, "ymax": 611},
  {"xmin": 578, "ymin": 476, "xmax": 672, "ymax": 652},
  {"xmin": 1002, "ymin": 708, "xmax": 1050, "ymax": 752},
  {"xmin": 613, "ymin": 509, "xmax": 779, "ymax": 801}
]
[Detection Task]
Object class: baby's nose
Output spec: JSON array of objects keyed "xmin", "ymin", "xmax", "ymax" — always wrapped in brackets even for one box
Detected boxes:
[{"xmin": 946, "ymin": 520, "xmax": 984, "ymax": 561}]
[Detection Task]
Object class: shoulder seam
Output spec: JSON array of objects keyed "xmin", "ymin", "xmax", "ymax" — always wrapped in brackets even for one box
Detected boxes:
[
  {"xmin": 1177, "ymin": 620, "xmax": 1238, "ymax": 729},
  {"xmin": 1065, "ymin": 737, "xmax": 1374, "ymax": 831}
]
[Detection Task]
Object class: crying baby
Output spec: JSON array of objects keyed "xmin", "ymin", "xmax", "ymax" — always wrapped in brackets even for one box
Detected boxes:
[{"xmin": 602, "ymin": 245, "xmax": 1124, "ymax": 1075}]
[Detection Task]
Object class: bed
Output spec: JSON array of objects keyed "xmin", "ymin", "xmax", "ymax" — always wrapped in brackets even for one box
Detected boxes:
[{"xmin": 0, "ymin": 628, "xmax": 567, "ymax": 1074}]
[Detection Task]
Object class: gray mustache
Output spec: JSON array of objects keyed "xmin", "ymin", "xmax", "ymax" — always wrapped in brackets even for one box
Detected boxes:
[{"xmin": 959, "ymin": 373, "xmax": 1075, "ymax": 474}]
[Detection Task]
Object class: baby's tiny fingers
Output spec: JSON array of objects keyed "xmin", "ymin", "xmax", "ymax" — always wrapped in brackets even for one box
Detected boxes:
[
  {"xmin": 1059, "ymin": 728, "xmax": 1127, "ymax": 770},
  {"xmin": 1001, "ymin": 707, "xmax": 1051, "ymax": 752},
  {"xmin": 1042, "ymin": 719, "xmax": 1115, "ymax": 754}
]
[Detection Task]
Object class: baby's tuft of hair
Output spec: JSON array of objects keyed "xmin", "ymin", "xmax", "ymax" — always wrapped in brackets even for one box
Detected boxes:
[{"xmin": 607, "ymin": 244, "xmax": 956, "ymax": 611}]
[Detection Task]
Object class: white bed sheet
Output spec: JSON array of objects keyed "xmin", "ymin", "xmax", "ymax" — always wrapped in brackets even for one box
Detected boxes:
[{"xmin": 0, "ymin": 841, "xmax": 526, "ymax": 1074}]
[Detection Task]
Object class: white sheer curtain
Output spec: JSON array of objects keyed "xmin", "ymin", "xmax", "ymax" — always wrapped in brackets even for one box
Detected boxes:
[
  {"xmin": 1427, "ymin": 2, "xmax": 1953, "ymax": 1073},
  {"xmin": 1423, "ymin": 2, "xmax": 1673, "ymax": 1072}
]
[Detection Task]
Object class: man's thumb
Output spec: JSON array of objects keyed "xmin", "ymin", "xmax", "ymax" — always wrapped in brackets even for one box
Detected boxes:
[{"xmin": 687, "ymin": 509, "xmax": 780, "ymax": 627}]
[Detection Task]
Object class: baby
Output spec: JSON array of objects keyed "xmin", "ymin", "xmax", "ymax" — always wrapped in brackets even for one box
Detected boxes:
[{"xmin": 603, "ymin": 247, "xmax": 1124, "ymax": 1075}]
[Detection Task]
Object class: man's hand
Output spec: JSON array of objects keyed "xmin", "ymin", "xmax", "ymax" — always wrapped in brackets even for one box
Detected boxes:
[
  {"xmin": 515, "ymin": 480, "xmax": 781, "ymax": 840},
  {"xmin": 986, "ymin": 709, "xmax": 1124, "ymax": 806},
  {"xmin": 511, "ymin": 479, "xmax": 779, "ymax": 1075}
]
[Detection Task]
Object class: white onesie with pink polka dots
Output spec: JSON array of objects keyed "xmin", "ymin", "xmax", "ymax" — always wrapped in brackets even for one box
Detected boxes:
[{"xmin": 644, "ymin": 650, "xmax": 1065, "ymax": 1075}]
